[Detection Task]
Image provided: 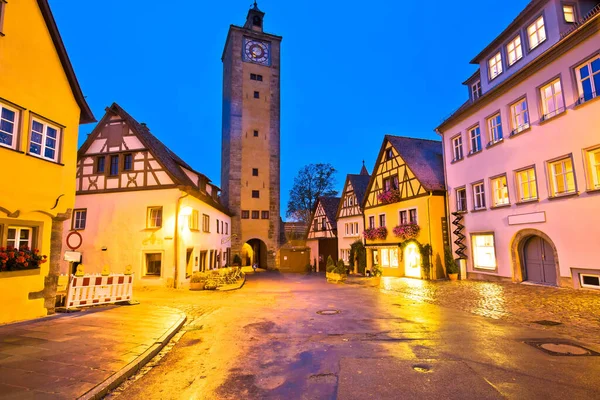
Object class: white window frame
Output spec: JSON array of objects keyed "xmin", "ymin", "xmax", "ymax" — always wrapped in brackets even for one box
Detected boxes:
[
  {"xmin": 452, "ymin": 134, "xmax": 463, "ymax": 161},
  {"xmin": 0, "ymin": 102, "xmax": 19, "ymax": 150},
  {"xmin": 469, "ymin": 125, "xmax": 482, "ymax": 154},
  {"xmin": 29, "ymin": 118, "xmax": 60, "ymax": 162},
  {"xmin": 540, "ymin": 79, "xmax": 565, "ymax": 119},
  {"xmin": 548, "ymin": 156, "xmax": 576, "ymax": 196},
  {"xmin": 379, "ymin": 213, "xmax": 386, "ymax": 228},
  {"xmin": 6, "ymin": 226, "xmax": 32, "ymax": 250},
  {"xmin": 527, "ymin": 16, "xmax": 547, "ymax": 50},
  {"xmin": 471, "ymin": 233, "xmax": 497, "ymax": 271},
  {"xmin": 585, "ymin": 146, "xmax": 600, "ymax": 190},
  {"xmin": 515, "ymin": 167, "xmax": 538, "ymax": 202},
  {"xmin": 575, "ymin": 55, "xmax": 600, "ymax": 103},
  {"xmin": 147, "ymin": 207, "xmax": 163, "ymax": 228},
  {"xmin": 490, "ymin": 175, "xmax": 510, "ymax": 207},
  {"xmin": 471, "ymin": 80, "xmax": 482, "ymax": 99},
  {"xmin": 510, "ymin": 98, "xmax": 530, "ymax": 134},
  {"xmin": 144, "ymin": 252, "xmax": 162, "ymax": 277},
  {"xmin": 456, "ymin": 187, "xmax": 467, "ymax": 212},
  {"xmin": 473, "ymin": 182, "xmax": 486, "ymax": 210},
  {"xmin": 580, "ymin": 274, "xmax": 600, "ymax": 289},
  {"xmin": 563, "ymin": 5, "xmax": 575, "ymax": 23},
  {"xmin": 368, "ymin": 216, "xmax": 375, "ymax": 229},
  {"xmin": 506, "ymin": 35, "xmax": 523, "ymax": 66},
  {"xmin": 487, "ymin": 113, "xmax": 503, "ymax": 144},
  {"xmin": 73, "ymin": 209, "xmax": 87, "ymax": 230},
  {"xmin": 488, "ymin": 52, "xmax": 503, "ymax": 80},
  {"xmin": 354, "ymin": 222, "xmax": 358, "ymax": 235}
]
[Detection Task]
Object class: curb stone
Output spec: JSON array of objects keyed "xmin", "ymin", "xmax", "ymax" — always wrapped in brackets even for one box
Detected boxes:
[{"xmin": 78, "ymin": 310, "xmax": 187, "ymax": 400}]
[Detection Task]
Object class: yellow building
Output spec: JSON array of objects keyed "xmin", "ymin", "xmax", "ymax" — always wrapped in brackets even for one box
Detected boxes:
[
  {"xmin": 363, "ymin": 136, "xmax": 448, "ymax": 279},
  {"xmin": 0, "ymin": 0, "xmax": 95, "ymax": 323}
]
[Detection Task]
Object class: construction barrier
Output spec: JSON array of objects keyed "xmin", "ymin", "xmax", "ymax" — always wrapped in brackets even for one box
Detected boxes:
[{"xmin": 65, "ymin": 273, "xmax": 134, "ymax": 309}]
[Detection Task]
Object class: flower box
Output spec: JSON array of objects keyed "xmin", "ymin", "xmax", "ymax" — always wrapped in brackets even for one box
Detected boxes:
[
  {"xmin": 392, "ymin": 223, "xmax": 421, "ymax": 241},
  {"xmin": 377, "ymin": 190, "xmax": 401, "ymax": 205},
  {"xmin": 363, "ymin": 227, "xmax": 388, "ymax": 241},
  {"xmin": 0, "ymin": 246, "xmax": 47, "ymax": 272}
]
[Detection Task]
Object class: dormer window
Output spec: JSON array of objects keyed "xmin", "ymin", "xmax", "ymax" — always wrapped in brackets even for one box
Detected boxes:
[
  {"xmin": 488, "ymin": 52, "xmax": 503, "ymax": 80},
  {"xmin": 471, "ymin": 80, "xmax": 482, "ymax": 100},
  {"xmin": 563, "ymin": 5, "xmax": 575, "ymax": 23},
  {"xmin": 527, "ymin": 16, "xmax": 546, "ymax": 50},
  {"xmin": 506, "ymin": 36, "xmax": 523, "ymax": 66}
]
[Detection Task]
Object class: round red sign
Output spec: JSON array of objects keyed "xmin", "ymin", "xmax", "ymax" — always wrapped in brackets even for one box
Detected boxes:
[{"xmin": 66, "ymin": 231, "xmax": 83, "ymax": 251}]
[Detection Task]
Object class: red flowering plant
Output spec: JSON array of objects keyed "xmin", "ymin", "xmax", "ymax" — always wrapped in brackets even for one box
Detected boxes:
[
  {"xmin": 0, "ymin": 246, "xmax": 47, "ymax": 272},
  {"xmin": 377, "ymin": 189, "xmax": 401, "ymax": 205},
  {"xmin": 363, "ymin": 227, "xmax": 388, "ymax": 241},
  {"xmin": 393, "ymin": 223, "xmax": 421, "ymax": 241}
]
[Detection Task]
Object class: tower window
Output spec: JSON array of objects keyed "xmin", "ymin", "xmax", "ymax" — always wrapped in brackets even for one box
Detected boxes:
[
  {"xmin": 252, "ymin": 168, "xmax": 259, "ymax": 176},
  {"xmin": 252, "ymin": 190, "xmax": 260, "ymax": 198},
  {"xmin": 252, "ymin": 211, "xmax": 260, "ymax": 219},
  {"xmin": 254, "ymin": 91, "xmax": 260, "ymax": 99},
  {"xmin": 253, "ymin": 130, "xmax": 259, "ymax": 137},
  {"xmin": 241, "ymin": 210, "xmax": 250, "ymax": 219},
  {"xmin": 250, "ymin": 73, "xmax": 263, "ymax": 82},
  {"xmin": 261, "ymin": 211, "xmax": 270, "ymax": 219},
  {"xmin": 253, "ymin": 15, "xmax": 262, "ymax": 27}
]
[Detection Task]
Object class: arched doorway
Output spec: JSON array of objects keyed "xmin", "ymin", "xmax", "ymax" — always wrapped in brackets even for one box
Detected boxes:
[
  {"xmin": 523, "ymin": 236, "xmax": 557, "ymax": 285},
  {"xmin": 404, "ymin": 243, "xmax": 421, "ymax": 278},
  {"xmin": 245, "ymin": 239, "xmax": 267, "ymax": 268}
]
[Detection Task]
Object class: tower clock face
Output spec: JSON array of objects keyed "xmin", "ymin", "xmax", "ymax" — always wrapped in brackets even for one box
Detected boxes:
[{"xmin": 243, "ymin": 38, "xmax": 270, "ymax": 66}]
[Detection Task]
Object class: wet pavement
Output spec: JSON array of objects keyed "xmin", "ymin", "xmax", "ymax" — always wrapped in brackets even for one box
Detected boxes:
[{"xmin": 114, "ymin": 273, "xmax": 600, "ymax": 399}]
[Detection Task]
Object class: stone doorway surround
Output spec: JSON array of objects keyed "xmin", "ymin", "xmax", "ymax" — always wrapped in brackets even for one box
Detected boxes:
[{"xmin": 510, "ymin": 229, "xmax": 565, "ymax": 287}]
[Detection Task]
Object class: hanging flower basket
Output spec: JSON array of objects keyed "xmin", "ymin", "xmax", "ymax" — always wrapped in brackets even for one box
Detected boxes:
[
  {"xmin": 363, "ymin": 227, "xmax": 388, "ymax": 241},
  {"xmin": 377, "ymin": 190, "xmax": 401, "ymax": 205},
  {"xmin": 0, "ymin": 246, "xmax": 47, "ymax": 272},
  {"xmin": 393, "ymin": 223, "xmax": 421, "ymax": 241}
]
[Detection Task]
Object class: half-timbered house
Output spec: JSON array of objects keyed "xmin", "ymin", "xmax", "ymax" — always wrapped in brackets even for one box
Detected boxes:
[
  {"xmin": 362, "ymin": 136, "xmax": 448, "ymax": 279},
  {"xmin": 60, "ymin": 103, "xmax": 232, "ymax": 288},
  {"xmin": 306, "ymin": 196, "xmax": 341, "ymax": 272},
  {"xmin": 336, "ymin": 165, "xmax": 370, "ymax": 272}
]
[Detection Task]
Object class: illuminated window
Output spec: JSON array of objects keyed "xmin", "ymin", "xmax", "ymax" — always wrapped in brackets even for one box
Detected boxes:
[
  {"xmin": 548, "ymin": 156, "xmax": 576, "ymax": 196},
  {"xmin": 488, "ymin": 52, "xmax": 503, "ymax": 80},
  {"xmin": 490, "ymin": 175, "xmax": 509, "ymax": 206},
  {"xmin": 473, "ymin": 182, "xmax": 486, "ymax": 210},
  {"xmin": 189, "ymin": 210, "xmax": 199, "ymax": 230},
  {"xmin": 390, "ymin": 248, "xmax": 399, "ymax": 268},
  {"xmin": 469, "ymin": 125, "xmax": 482, "ymax": 154},
  {"xmin": 73, "ymin": 209, "xmax": 87, "ymax": 230},
  {"xmin": 0, "ymin": 103, "xmax": 19, "ymax": 150},
  {"xmin": 540, "ymin": 79, "xmax": 564, "ymax": 119},
  {"xmin": 472, "ymin": 234, "xmax": 496, "ymax": 270},
  {"xmin": 516, "ymin": 167, "xmax": 538, "ymax": 202},
  {"xmin": 403, "ymin": 244, "xmax": 419, "ymax": 276},
  {"xmin": 471, "ymin": 80, "xmax": 482, "ymax": 99},
  {"xmin": 510, "ymin": 98, "xmax": 530, "ymax": 134},
  {"xmin": 585, "ymin": 147, "xmax": 600, "ymax": 190},
  {"xmin": 575, "ymin": 55, "xmax": 600, "ymax": 103},
  {"xmin": 30, "ymin": 119, "xmax": 60, "ymax": 162},
  {"xmin": 7, "ymin": 227, "xmax": 32, "ymax": 250},
  {"xmin": 452, "ymin": 135, "xmax": 463, "ymax": 161},
  {"xmin": 147, "ymin": 207, "xmax": 163, "ymax": 228},
  {"xmin": 202, "ymin": 214, "xmax": 210, "ymax": 232},
  {"xmin": 528, "ymin": 16, "xmax": 546, "ymax": 50},
  {"xmin": 507, "ymin": 35, "xmax": 523, "ymax": 66},
  {"xmin": 380, "ymin": 249, "xmax": 389, "ymax": 267},
  {"xmin": 563, "ymin": 5, "xmax": 575, "ymax": 23},
  {"xmin": 487, "ymin": 113, "xmax": 503, "ymax": 144},
  {"xmin": 456, "ymin": 187, "xmax": 467, "ymax": 212}
]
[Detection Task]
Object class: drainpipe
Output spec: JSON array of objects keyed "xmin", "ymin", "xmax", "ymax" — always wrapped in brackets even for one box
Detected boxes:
[
  {"xmin": 436, "ymin": 128, "xmax": 453, "ymax": 277},
  {"xmin": 427, "ymin": 191, "xmax": 433, "ymax": 280},
  {"xmin": 174, "ymin": 191, "xmax": 189, "ymax": 289}
]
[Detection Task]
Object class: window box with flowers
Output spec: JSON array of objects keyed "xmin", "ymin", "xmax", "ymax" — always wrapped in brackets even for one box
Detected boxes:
[
  {"xmin": 0, "ymin": 246, "xmax": 48, "ymax": 272},
  {"xmin": 363, "ymin": 227, "xmax": 388, "ymax": 241},
  {"xmin": 377, "ymin": 190, "xmax": 401, "ymax": 205},
  {"xmin": 392, "ymin": 223, "xmax": 421, "ymax": 241}
]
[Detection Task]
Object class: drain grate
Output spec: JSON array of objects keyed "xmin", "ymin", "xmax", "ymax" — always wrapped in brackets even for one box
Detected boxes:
[
  {"xmin": 525, "ymin": 340, "xmax": 600, "ymax": 356},
  {"xmin": 317, "ymin": 310, "xmax": 341, "ymax": 315},
  {"xmin": 533, "ymin": 320, "xmax": 562, "ymax": 326}
]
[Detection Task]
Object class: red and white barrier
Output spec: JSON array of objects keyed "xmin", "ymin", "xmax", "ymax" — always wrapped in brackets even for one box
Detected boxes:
[{"xmin": 65, "ymin": 274, "xmax": 134, "ymax": 309}]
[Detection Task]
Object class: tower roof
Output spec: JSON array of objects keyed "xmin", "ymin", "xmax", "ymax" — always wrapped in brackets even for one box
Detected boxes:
[{"xmin": 360, "ymin": 161, "xmax": 369, "ymax": 176}]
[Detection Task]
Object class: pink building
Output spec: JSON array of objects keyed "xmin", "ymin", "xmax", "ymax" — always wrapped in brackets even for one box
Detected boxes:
[{"xmin": 437, "ymin": 0, "xmax": 600, "ymax": 289}]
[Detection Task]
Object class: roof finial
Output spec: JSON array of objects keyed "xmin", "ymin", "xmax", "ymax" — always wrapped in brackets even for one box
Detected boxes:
[{"xmin": 252, "ymin": 1, "xmax": 259, "ymax": 9}]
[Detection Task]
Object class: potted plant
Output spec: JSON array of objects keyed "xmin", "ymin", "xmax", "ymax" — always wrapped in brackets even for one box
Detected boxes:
[
  {"xmin": 445, "ymin": 247, "xmax": 460, "ymax": 281},
  {"xmin": 190, "ymin": 272, "xmax": 205, "ymax": 290},
  {"xmin": 326, "ymin": 257, "xmax": 347, "ymax": 283}
]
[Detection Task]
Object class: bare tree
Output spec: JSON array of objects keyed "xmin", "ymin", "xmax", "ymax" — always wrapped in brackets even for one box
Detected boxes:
[{"xmin": 286, "ymin": 163, "xmax": 337, "ymax": 226}]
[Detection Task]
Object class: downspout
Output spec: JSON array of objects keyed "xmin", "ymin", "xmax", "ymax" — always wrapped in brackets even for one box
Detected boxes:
[
  {"xmin": 436, "ymin": 128, "xmax": 453, "ymax": 278},
  {"xmin": 427, "ymin": 191, "xmax": 433, "ymax": 280},
  {"xmin": 174, "ymin": 191, "xmax": 189, "ymax": 289}
]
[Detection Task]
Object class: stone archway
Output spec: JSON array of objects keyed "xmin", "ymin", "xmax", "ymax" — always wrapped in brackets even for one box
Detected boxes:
[
  {"xmin": 245, "ymin": 238, "xmax": 268, "ymax": 268},
  {"xmin": 510, "ymin": 229, "xmax": 560, "ymax": 285}
]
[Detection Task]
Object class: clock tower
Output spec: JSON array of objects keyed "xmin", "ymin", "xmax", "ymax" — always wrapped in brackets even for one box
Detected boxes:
[{"xmin": 221, "ymin": 3, "xmax": 282, "ymax": 269}]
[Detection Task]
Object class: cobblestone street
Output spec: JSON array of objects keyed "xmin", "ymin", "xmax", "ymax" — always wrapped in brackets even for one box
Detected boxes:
[{"xmin": 378, "ymin": 277, "xmax": 600, "ymax": 346}]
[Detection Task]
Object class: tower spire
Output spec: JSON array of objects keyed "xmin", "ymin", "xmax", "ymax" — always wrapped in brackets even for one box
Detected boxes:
[
  {"xmin": 245, "ymin": 1, "xmax": 265, "ymax": 31},
  {"xmin": 360, "ymin": 160, "xmax": 369, "ymax": 176}
]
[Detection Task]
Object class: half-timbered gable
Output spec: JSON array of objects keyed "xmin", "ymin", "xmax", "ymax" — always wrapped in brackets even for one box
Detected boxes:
[{"xmin": 307, "ymin": 197, "xmax": 340, "ymax": 239}]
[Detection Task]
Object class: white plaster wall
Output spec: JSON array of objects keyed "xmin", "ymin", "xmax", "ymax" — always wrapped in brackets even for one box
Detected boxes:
[
  {"xmin": 337, "ymin": 215, "xmax": 364, "ymax": 262},
  {"xmin": 442, "ymin": 30, "xmax": 600, "ymax": 283}
]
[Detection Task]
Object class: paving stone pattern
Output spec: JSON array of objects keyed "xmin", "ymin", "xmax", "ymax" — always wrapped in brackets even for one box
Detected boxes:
[
  {"xmin": 0, "ymin": 304, "xmax": 183, "ymax": 399},
  {"xmin": 379, "ymin": 278, "xmax": 600, "ymax": 346}
]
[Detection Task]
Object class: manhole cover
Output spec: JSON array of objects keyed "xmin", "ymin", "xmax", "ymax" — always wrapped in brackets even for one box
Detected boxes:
[
  {"xmin": 317, "ymin": 310, "xmax": 341, "ymax": 315},
  {"xmin": 533, "ymin": 320, "xmax": 562, "ymax": 326},
  {"xmin": 525, "ymin": 341, "xmax": 600, "ymax": 356},
  {"xmin": 412, "ymin": 364, "xmax": 431, "ymax": 373}
]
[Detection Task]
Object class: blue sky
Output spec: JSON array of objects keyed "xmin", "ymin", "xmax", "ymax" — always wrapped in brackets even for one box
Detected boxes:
[{"xmin": 52, "ymin": 0, "xmax": 529, "ymax": 217}]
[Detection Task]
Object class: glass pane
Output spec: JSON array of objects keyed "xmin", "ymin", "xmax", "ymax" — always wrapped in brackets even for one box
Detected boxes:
[
  {"xmin": 594, "ymin": 74, "xmax": 600, "ymax": 96},
  {"xmin": 1, "ymin": 108, "xmax": 15, "ymax": 121},
  {"xmin": 0, "ymin": 132, "xmax": 11, "ymax": 145},
  {"xmin": 0, "ymin": 119, "xmax": 14, "ymax": 133},
  {"xmin": 30, "ymin": 142, "xmax": 41, "ymax": 155},
  {"xmin": 7, "ymin": 228, "xmax": 16, "ymax": 240},
  {"xmin": 46, "ymin": 137, "xmax": 56, "ymax": 148},
  {"xmin": 579, "ymin": 65, "xmax": 590, "ymax": 79},
  {"xmin": 20, "ymin": 229, "xmax": 30, "ymax": 240},
  {"xmin": 31, "ymin": 132, "xmax": 42, "ymax": 144},
  {"xmin": 44, "ymin": 148, "xmax": 55, "ymax": 160},
  {"xmin": 582, "ymin": 79, "xmax": 593, "ymax": 100},
  {"xmin": 47, "ymin": 127, "xmax": 57, "ymax": 138},
  {"xmin": 32, "ymin": 121, "xmax": 43, "ymax": 132},
  {"xmin": 566, "ymin": 171, "xmax": 575, "ymax": 191},
  {"xmin": 591, "ymin": 58, "xmax": 600, "ymax": 72}
]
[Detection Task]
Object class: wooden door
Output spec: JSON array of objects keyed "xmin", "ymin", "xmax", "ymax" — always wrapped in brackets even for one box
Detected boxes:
[{"xmin": 524, "ymin": 236, "xmax": 556, "ymax": 285}]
